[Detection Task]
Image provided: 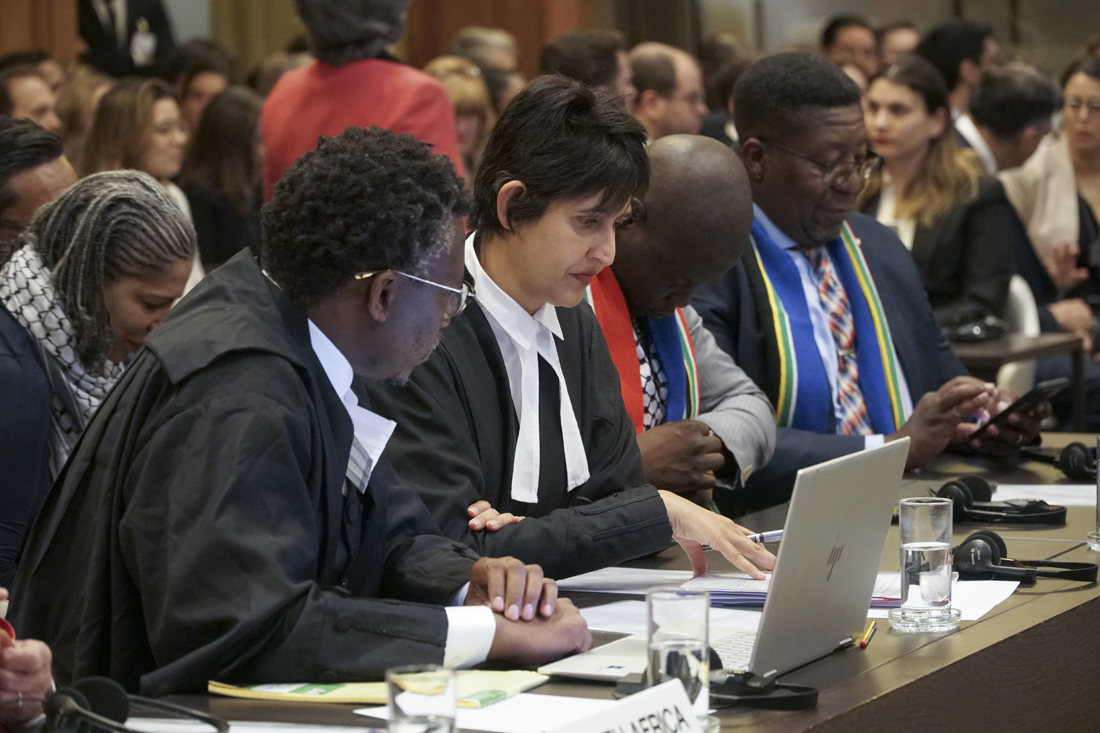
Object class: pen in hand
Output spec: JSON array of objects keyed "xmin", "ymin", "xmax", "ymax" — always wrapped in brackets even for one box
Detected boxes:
[{"xmin": 746, "ymin": 529, "xmax": 783, "ymax": 544}]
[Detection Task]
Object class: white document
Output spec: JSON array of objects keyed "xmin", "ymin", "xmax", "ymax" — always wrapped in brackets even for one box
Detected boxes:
[
  {"xmin": 867, "ymin": 578, "xmax": 1019, "ymax": 621},
  {"xmin": 357, "ymin": 694, "xmax": 616, "ymax": 733},
  {"xmin": 993, "ymin": 483, "xmax": 1095, "ymax": 507},
  {"xmin": 556, "ymin": 566, "xmax": 693, "ymax": 594}
]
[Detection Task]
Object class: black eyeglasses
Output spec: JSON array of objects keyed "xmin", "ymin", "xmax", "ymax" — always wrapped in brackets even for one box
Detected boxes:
[
  {"xmin": 354, "ymin": 269, "xmax": 474, "ymax": 318},
  {"xmin": 760, "ymin": 138, "xmax": 880, "ymax": 183}
]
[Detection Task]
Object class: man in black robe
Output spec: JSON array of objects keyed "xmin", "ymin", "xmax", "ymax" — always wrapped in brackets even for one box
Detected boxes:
[{"xmin": 10, "ymin": 127, "xmax": 590, "ymax": 695}]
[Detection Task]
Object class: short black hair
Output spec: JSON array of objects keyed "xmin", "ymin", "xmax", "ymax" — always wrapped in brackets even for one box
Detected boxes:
[
  {"xmin": 262, "ymin": 127, "xmax": 469, "ymax": 309},
  {"xmin": 470, "ymin": 74, "xmax": 648, "ymax": 239},
  {"xmin": 539, "ymin": 29, "xmax": 625, "ymax": 89},
  {"xmin": 0, "ymin": 64, "xmax": 44, "ymax": 116},
  {"xmin": 1061, "ymin": 55, "xmax": 1100, "ymax": 88},
  {"xmin": 733, "ymin": 52, "xmax": 862, "ymax": 142},
  {"xmin": 164, "ymin": 38, "xmax": 240, "ymax": 91},
  {"xmin": 821, "ymin": 13, "xmax": 873, "ymax": 49},
  {"xmin": 916, "ymin": 20, "xmax": 994, "ymax": 92},
  {"xmin": 0, "ymin": 51, "xmax": 49, "ymax": 73},
  {"xmin": 970, "ymin": 63, "xmax": 1061, "ymax": 137},
  {"xmin": 0, "ymin": 117, "xmax": 63, "ymax": 219}
]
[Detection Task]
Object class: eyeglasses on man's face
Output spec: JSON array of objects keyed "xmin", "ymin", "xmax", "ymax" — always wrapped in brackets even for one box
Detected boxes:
[
  {"xmin": 759, "ymin": 138, "xmax": 880, "ymax": 184},
  {"xmin": 354, "ymin": 269, "xmax": 474, "ymax": 319}
]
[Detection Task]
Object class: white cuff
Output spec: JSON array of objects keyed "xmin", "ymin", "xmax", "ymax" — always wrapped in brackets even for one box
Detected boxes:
[
  {"xmin": 443, "ymin": 606, "xmax": 496, "ymax": 668},
  {"xmin": 863, "ymin": 434, "xmax": 885, "ymax": 449}
]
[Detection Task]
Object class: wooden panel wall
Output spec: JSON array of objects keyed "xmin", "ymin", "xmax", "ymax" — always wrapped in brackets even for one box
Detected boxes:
[{"xmin": 0, "ymin": 0, "xmax": 79, "ymax": 61}]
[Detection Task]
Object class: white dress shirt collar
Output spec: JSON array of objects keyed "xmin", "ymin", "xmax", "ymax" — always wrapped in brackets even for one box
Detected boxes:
[
  {"xmin": 465, "ymin": 232, "xmax": 590, "ymax": 503},
  {"xmin": 307, "ymin": 319, "xmax": 395, "ymax": 492}
]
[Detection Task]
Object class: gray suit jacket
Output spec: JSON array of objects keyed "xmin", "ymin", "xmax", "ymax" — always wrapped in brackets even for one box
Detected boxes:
[{"xmin": 681, "ymin": 305, "xmax": 775, "ymax": 486}]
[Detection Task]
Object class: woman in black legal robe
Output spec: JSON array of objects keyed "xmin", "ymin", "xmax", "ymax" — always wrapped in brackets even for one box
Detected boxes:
[{"xmin": 363, "ymin": 75, "xmax": 775, "ymax": 579}]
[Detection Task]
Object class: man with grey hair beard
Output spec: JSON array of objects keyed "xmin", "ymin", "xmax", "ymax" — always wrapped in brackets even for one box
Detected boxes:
[{"xmin": 261, "ymin": 0, "xmax": 465, "ymax": 198}]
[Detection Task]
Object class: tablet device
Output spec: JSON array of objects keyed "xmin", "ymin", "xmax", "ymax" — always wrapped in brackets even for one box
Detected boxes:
[{"xmin": 970, "ymin": 377, "xmax": 1068, "ymax": 440}]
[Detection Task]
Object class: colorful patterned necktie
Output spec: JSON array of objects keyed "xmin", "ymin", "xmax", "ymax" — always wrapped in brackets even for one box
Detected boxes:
[{"xmin": 806, "ymin": 247, "xmax": 873, "ymax": 436}]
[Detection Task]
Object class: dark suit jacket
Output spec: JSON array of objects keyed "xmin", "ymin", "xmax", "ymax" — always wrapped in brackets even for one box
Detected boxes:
[
  {"xmin": 693, "ymin": 212, "xmax": 967, "ymax": 510},
  {"xmin": 0, "ymin": 304, "xmax": 51, "ymax": 588},
  {"xmin": 78, "ymin": 0, "xmax": 175, "ymax": 77},
  {"xmin": 12, "ymin": 253, "xmax": 477, "ymax": 694},
  {"xmin": 361, "ymin": 299, "xmax": 674, "ymax": 579},
  {"xmin": 862, "ymin": 177, "xmax": 1021, "ymax": 327}
]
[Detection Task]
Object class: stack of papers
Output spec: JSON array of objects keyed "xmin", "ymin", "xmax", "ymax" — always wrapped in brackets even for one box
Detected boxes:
[
  {"xmin": 681, "ymin": 571, "xmax": 903, "ymax": 608},
  {"xmin": 209, "ymin": 670, "xmax": 548, "ymax": 709}
]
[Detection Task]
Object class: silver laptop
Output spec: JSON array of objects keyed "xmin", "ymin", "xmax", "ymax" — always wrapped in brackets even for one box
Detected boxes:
[{"xmin": 539, "ymin": 438, "xmax": 909, "ymax": 681}]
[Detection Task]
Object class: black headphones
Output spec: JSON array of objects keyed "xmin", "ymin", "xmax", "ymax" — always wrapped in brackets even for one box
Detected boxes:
[
  {"xmin": 44, "ymin": 676, "xmax": 228, "ymax": 733},
  {"xmin": 952, "ymin": 530, "xmax": 1098, "ymax": 585},
  {"xmin": 1057, "ymin": 442, "xmax": 1098, "ymax": 481},
  {"xmin": 935, "ymin": 475, "xmax": 1066, "ymax": 525}
]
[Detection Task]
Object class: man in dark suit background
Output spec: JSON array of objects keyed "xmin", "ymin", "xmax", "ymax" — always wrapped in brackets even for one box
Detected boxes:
[
  {"xmin": 78, "ymin": 0, "xmax": 176, "ymax": 77},
  {"xmin": 693, "ymin": 53, "xmax": 1045, "ymax": 510}
]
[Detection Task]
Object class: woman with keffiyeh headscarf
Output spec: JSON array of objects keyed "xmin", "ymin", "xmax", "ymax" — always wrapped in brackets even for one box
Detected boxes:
[{"xmin": 0, "ymin": 169, "xmax": 194, "ymax": 587}]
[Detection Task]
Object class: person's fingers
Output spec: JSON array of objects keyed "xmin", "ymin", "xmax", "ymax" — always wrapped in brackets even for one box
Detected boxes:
[
  {"xmin": 468, "ymin": 500, "xmax": 492, "ymax": 517},
  {"xmin": 538, "ymin": 578, "xmax": 558, "ymax": 618},
  {"xmin": 519, "ymin": 564, "xmax": 545, "ymax": 621},
  {"xmin": 486, "ymin": 512, "xmax": 522, "ymax": 531},
  {"xmin": 676, "ymin": 538, "xmax": 709, "ymax": 577},
  {"xmin": 500, "ymin": 558, "xmax": 527, "ymax": 621},
  {"xmin": 481, "ymin": 560, "xmax": 506, "ymax": 614}
]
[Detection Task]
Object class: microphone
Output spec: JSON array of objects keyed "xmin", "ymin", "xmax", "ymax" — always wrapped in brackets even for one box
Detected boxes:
[{"xmin": 43, "ymin": 677, "xmax": 228, "ymax": 733}]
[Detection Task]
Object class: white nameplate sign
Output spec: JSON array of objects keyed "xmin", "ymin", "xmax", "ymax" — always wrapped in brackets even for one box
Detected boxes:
[{"xmin": 545, "ymin": 679, "xmax": 703, "ymax": 733}]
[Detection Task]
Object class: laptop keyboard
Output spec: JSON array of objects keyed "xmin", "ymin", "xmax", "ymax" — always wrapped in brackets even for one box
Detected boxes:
[{"xmin": 711, "ymin": 629, "xmax": 757, "ymax": 670}]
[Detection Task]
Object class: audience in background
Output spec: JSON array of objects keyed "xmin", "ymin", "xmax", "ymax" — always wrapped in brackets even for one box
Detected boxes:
[
  {"xmin": 247, "ymin": 49, "xmax": 312, "ymax": 97},
  {"xmin": 821, "ymin": 13, "xmax": 879, "ymax": 79},
  {"xmin": 77, "ymin": 0, "xmax": 176, "ymax": 77},
  {"xmin": 859, "ymin": 55, "xmax": 1019, "ymax": 331},
  {"xmin": 539, "ymin": 29, "xmax": 636, "ymax": 109},
  {"xmin": 630, "ymin": 42, "xmax": 708, "ymax": 139},
  {"xmin": 877, "ymin": 20, "xmax": 921, "ymax": 68},
  {"xmin": 54, "ymin": 65, "xmax": 114, "ymax": 165},
  {"xmin": 969, "ymin": 62, "xmax": 1061, "ymax": 175},
  {"xmin": 0, "ymin": 66, "xmax": 62, "ymax": 134},
  {"xmin": 1001, "ymin": 56, "xmax": 1100, "ymax": 300},
  {"xmin": 0, "ymin": 119, "xmax": 77, "ymax": 265},
  {"xmin": 0, "ymin": 171, "xmax": 194, "ymax": 587},
  {"xmin": 79, "ymin": 78, "xmax": 190, "ymax": 217},
  {"xmin": 164, "ymin": 38, "xmax": 241, "ymax": 133},
  {"xmin": 481, "ymin": 66, "xmax": 526, "ymax": 115},
  {"xmin": 449, "ymin": 26, "xmax": 519, "ymax": 73},
  {"xmin": 179, "ymin": 86, "xmax": 263, "ymax": 270},
  {"xmin": 916, "ymin": 19, "xmax": 1002, "ymax": 149},
  {"xmin": 0, "ymin": 51, "xmax": 65, "ymax": 96},
  {"xmin": 262, "ymin": 0, "xmax": 465, "ymax": 199},
  {"xmin": 423, "ymin": 56, "xmax": 497, "ymax": 185}
]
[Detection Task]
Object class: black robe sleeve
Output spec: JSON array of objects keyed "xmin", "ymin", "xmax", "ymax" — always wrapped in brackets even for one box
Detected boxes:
[
  {"xmin": 13, "ymin": 349, "xmax": 475, "ymax": 695},
  {"xmin": 363, "ymin": 303, "xmax": 673, "ymax": 579}
]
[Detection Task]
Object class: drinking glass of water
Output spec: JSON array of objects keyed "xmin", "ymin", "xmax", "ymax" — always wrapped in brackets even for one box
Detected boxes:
[
  {"xmin": 888, "ymin": 496, "xmax": 962, "ymax": 632},
  {"xmin": 646, "ymin": 586, "xmax": 713, "ymax": 728},
  {"xmin": 386, "ymin": 664, "xmax": 455, "ymax": 733}
]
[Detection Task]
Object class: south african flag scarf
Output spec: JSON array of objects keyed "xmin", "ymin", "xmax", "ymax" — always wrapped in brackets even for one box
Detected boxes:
[{"xmin": 748, "ymin": 219, "xmax": 908, "ymax": 433}]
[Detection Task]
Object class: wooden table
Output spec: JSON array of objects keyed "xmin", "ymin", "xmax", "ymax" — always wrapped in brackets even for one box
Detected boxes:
[
  {"xmin": 951, "ymin": 332, "xmax": 1086, "ymax": 429},
  {"xmin": 166, "ymin": 435, "xmax": 1100, "ymax": 732}
]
